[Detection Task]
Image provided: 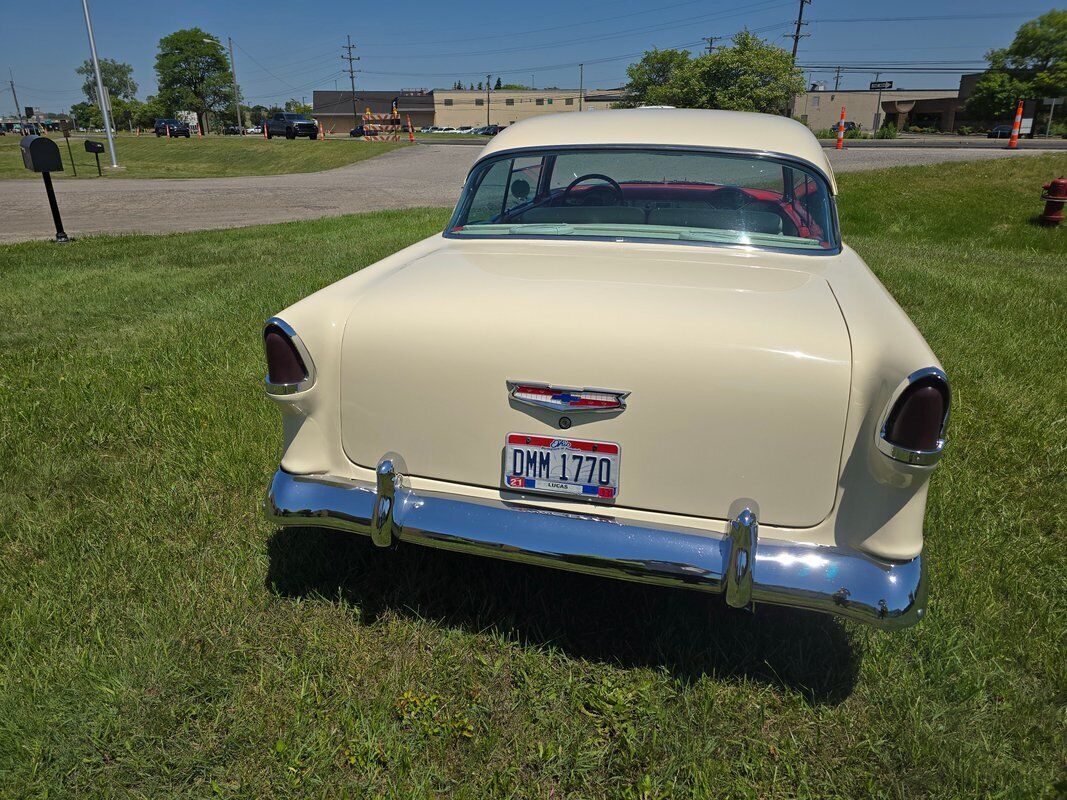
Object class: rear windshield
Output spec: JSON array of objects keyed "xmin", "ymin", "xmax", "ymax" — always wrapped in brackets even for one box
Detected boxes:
[{"xmin": 448, "ymin": 148, "xmax": 837, "ymax": 251}]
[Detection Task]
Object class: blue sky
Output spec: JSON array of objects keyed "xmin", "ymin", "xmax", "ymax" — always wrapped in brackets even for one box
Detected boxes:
[{"xmin": 1, "ymin": 1, "xmax": 1060, "ymax": 113}]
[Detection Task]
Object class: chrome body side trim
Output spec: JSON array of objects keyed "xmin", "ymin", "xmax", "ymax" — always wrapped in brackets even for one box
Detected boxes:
[
  {"xmin": 263, "ymin": 316, "xmax": 317, "ymax": 396},
  {"xmin": 875, "ymin": 366, "xmax": 950, "ymax": 467},
  {"xmin": 266, "ymin": 465, "xmax": 927, "ymax": 630}
]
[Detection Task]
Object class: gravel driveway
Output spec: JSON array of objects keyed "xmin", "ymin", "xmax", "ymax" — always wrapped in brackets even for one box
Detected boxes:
[{"xmin": 0, "ymin": 144, "xmax": 1052, "ymax": 243}]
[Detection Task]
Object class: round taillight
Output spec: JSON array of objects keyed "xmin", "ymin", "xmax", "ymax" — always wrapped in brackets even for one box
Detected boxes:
[
  {"xmin": 884, "ymin": 378, "xmax": 949, "ymax": 453},
  {"xmin": 264, "ymin": 325, "xmax": 307, "ymax": 385}
]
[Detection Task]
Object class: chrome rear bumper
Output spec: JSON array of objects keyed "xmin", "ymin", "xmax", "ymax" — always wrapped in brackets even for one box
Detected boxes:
[{"xmin": 265, "ymin": 462, "xmax": 927, "ymax": 630}]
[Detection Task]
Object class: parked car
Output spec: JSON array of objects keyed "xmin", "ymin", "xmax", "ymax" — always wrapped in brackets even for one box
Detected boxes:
[
  {"xmin": 987, "ymin": 124, "xmax": 1014, "ymax": 139},
  {"xmin": 420, "ymin": 125, "xmax": 434, "ymax": 133},
  {"xmin": 223, "ymin": 125, "xmax": 243, "ymax": 135},
  {"xmin": 265, "ymin": 112, "xmax": 318, "ymax": 140},
  {"xmin": 154, "ymin": 118, "xmax": 190, "ymax": 138},
  {"xmin": 263, "ymin": 109, "xmax": 948, "ymax": 631},
  {"xmin": 476, "ymin": 124, "xmax": 504, "ymax": 135},
  {"xmin": 349, "ymin": 125, "xmax": 365, "ymax": 138},
  {"xmin": 246, "ymin": 126, "xmax": 262, "ymax": 135}
]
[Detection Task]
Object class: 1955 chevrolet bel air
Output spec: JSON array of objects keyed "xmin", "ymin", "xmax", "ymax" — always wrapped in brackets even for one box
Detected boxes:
[{"xmin": 263, "ymin": 109, "xmax": 949, "ymax": 630}]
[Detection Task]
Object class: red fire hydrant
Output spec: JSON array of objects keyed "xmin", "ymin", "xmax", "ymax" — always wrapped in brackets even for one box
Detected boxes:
[{"xmin": 1038, "ymin": 177, "xmax": 1067, "ymax": 227}]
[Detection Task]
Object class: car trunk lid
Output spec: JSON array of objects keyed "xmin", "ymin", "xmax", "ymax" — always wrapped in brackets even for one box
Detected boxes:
[{"xmin": 339, "ymin": 243, "xmax": 851, "ymax": 527}]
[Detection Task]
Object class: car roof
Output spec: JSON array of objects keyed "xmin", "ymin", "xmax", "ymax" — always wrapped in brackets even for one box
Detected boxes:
[{"xmin": 477, "ymin": 108, "xmax": 837, "ymax": 193}]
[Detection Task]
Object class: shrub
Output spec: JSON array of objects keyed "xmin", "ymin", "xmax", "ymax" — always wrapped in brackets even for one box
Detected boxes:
[
  {"xmin": 875, "ymin": 123, "xmax": 898, "ymax": 139},
  {"xmin": 956, "ymin": 126, "xmax": 974, "ymax": 136}
]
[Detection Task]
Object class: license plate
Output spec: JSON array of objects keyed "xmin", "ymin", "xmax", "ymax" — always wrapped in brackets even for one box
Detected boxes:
[{"xmin": 504, "ymin": 433, "xmax": 620, "ymax": 499}]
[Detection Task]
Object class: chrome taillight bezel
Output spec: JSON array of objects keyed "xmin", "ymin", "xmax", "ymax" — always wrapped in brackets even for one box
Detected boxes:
[
  {"xmin": 875, "ymin": 367, "xmax": 950, "ymax": 466},
  {"xmin": 263, "ymin": 317, "xmax": 316, "ymax": 396}
]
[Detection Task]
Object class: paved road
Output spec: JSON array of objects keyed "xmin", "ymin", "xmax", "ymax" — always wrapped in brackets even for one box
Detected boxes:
[{"xmin": 0, "ymin": 145, "xmax": 1056, "ymax": 243}]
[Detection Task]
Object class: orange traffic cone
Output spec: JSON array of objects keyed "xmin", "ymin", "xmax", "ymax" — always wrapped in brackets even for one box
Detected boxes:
[{"xmin": 1007, "ymin": 100, "xmax": 1023, "ymax": 149}]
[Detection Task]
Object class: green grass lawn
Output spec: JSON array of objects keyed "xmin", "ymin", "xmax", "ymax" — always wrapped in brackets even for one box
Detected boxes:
[
  {"xmin": 0, "ymin": 155, "xmax": 1064, "ymax": 798},
  {"xmin": 0, "ymin": 134, "xmax": 407, "ymax": 180}
]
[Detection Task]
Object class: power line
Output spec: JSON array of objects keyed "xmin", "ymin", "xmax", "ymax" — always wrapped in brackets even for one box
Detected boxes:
[
  {"xmin": 359, "ymin": 0, "xmax": 788, "ymax": 49},
  {"xmin": 809, "ymin": 11, "xmax": 1044, "ymax": 23},
  {"xmin": 232, "ymin": 40, "xmax": 304, "ymax": 92},
  {"xmin": 362, "ymin": 4, "xmax": 794, "ymax": 60}
]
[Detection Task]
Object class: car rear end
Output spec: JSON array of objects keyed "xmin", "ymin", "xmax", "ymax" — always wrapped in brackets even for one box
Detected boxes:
[{"xmin": 260, "ymin": 112, "xmax": 949, "ymax": 630}]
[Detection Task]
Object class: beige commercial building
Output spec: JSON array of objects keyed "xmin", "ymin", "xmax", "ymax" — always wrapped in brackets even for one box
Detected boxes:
[
  {"xmin": 795, "ymin": 88, "xmax": 961, "ymax": 132},
  {"xmin": 432, "ymin": 89, "xmax": 623, "ymax": 127}
]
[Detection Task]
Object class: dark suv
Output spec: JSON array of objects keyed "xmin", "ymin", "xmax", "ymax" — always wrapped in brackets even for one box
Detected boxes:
[
  {"xmin": 154, "ymin": 118, "xmax": 191, "ymax": 138},
  {"xmin": 265, "ymin": 113, "xmax": 318, "ymax": 140}
]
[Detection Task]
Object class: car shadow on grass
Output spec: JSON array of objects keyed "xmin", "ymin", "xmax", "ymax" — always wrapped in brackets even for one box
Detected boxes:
[{"xmin": 266, "ymin": 526, "xmax": 862, "ymax": 705}]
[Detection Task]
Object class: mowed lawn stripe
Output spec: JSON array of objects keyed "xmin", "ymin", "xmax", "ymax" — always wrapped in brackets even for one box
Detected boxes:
[
  {"xmin": 0, "ymin": 156, "xmax": 1063, "ymax": 798},
  {"xmin": 0, "ymin": 134, "xmax": 408, "ymax": 180}
]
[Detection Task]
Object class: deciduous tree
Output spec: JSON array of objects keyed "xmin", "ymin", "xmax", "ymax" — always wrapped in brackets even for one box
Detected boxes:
[
  {"xmin": 155, "ymin": 29, "xmax": 235, "ymax": 133},
  {"xmin": 618, "ymin": 49, "xmax": 691, "ymax": 108},
  {"xmin": 284, "ymin": 99, "xmax": 312, "ymax": 116},
  {"xmin": 75, "ymin": 58, "xmax": 138, "ymax": 104},
  {"xmin": 966, "ymin": 11, "xmax": 1066, "ymax": 121},
  {"xmin": 620, "ymin": 33, "xmax": 802, "ymax": 114}
]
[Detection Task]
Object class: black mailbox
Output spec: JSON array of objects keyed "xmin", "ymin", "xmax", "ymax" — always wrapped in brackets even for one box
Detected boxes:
[
  {"xmin": 20, "ymin": 135, "xmax": 64, "ymax": 173},
  {"xmin": 84, "ymin": 140, "xmax": 105, "ymax": 154}
]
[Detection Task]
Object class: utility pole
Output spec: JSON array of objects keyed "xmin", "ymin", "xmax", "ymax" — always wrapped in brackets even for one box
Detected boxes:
[
  {"xmin": 578, "ymin": 63, "xmax": 584, "ymax": 111},
  {"xmin": 785, "ymin": 0, "xmax": 810, "ymax": 118},
  {"xmin": 342, "ymin": 36, "xmax": 359, "ymax": 129},
  {"xmin": 702, "ymin": 36, "xmax": 720, "ymax": 54},
  {"xmin": 486, "ymin": 74, "xmax": 491, "ymax": 125},
  {"xmin": 228, "ymin": 37, "xmax": 241, "ymax": 132},
  {"xmin": 833, "ymin": 66, "xmax": 842, "ymax": 92},
  {"xmin": 8, "ymin": 69, "xmax": 25, "ymax": 131},
  {"xmin": 789, "ymin": 0, "xmax": 811, "ymax": 60},
  {"xmin": 80, "ymin": 0, "xmax": 118, "ymax": 167}
]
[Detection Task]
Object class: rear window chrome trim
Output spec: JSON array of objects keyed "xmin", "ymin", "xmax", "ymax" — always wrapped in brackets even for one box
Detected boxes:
[{"xmin": 445, "ymin": 143, "xmax": 841, "ymax": 256}]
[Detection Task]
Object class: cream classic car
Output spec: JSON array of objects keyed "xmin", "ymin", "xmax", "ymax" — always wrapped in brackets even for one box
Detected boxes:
[{"xmin": 264, "ymin": 109, "xmax": 949, "ymax": 630}]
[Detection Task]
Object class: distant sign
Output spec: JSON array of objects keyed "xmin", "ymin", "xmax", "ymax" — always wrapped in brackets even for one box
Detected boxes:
[
  {"xmin": 1042, "ymin": 97, "xmax": 1065, "ymax": 105},
  {"xmin": 60, "ymin": 118, "xmax": 71, "ymax": 137},
  {"xmin": 24, "ymin": 106, "xmax": 36, "ymax": 118},
  {"xmin": 869, "ymin": 81, "xmax": 893, "ymax": 91}
]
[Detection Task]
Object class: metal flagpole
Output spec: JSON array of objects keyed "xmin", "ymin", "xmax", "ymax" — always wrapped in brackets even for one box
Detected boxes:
[{"xmin": 80, "ymin": 0, "xmax": 118, "ymax": 167}]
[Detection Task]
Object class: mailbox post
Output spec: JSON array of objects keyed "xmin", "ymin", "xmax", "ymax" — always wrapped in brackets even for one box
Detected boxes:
[
  {"xmin": 60, "ymin": 118, "xmax": 77, "ymax": 176},
  {"xmin": 20, "ymin": 135, "xmax": 69, "ymax": 242},
  {"xmin": 85, "ymin": 140, "xmax": 105, "ymax": 177}
]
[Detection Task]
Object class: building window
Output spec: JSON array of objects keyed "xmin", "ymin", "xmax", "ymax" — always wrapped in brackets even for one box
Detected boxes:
[
  {"xmin": 475, "ymin": 98, "xmax": 484, "ymax": 106},
  {"xmin": 505, "ymin": 98, "xmax": 514, "ymax": 106},
  {"xmin": 443, "ymin": 99, "xmax": 453, "ymax": 106},
  {"xmin": 565, "ymin": 98, "xmax": 573, "ymax": 105},
  {"xmin": 811, "ymin": 96, "xmax": 820, "ymax": 108},
  {"xmin": 536, "ymin": 98, "xmax": 544, "ymax": 106},
  {"xmin": 547, "ymin": 98, "xmax": 553, "ymax": 105}
]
